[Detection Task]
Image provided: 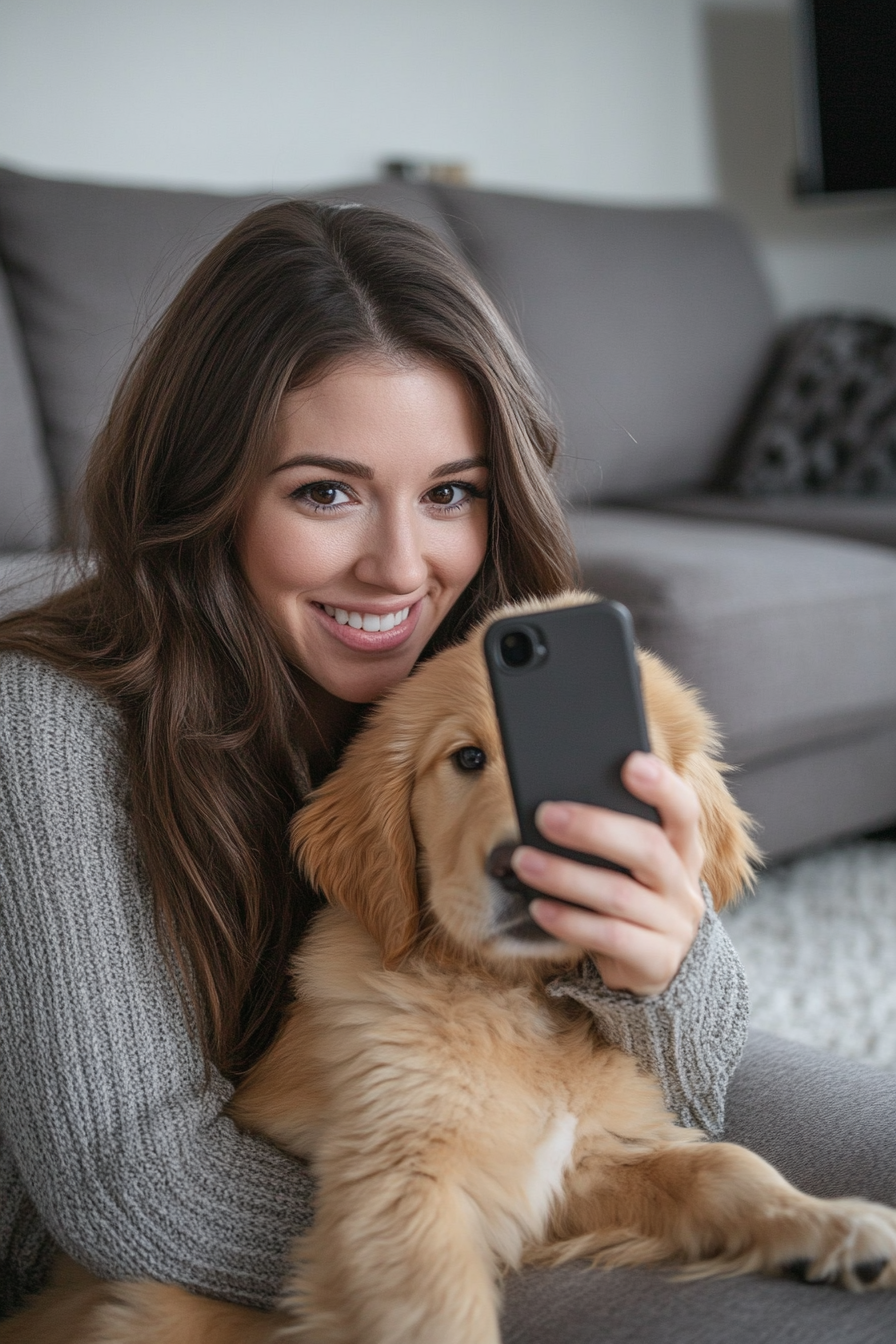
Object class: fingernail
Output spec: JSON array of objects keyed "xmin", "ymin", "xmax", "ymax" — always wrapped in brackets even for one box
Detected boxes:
[
  {"xmin": 537, "ymin": 802, "xmax": 573, "ymax": 831},
  {"xmin": 528, "ymin": 898, "xmax": 557, "ymax": 922},
  {"xmin": 629, "ymin": 752, "xmax": 660, "ymax": 782},
  {"xmin": 513, "ymin": 847, "xmax": 547, "ymax": 877}
]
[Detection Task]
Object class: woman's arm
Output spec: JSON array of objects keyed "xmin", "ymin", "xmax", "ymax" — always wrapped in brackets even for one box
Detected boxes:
[
  {"xmin": 514, "ymin": 751, "xmax": 751, "ymax": 1138},
  {"xmin": 545, "ymin": 885, "xmax": 750, "ymax": 1137},
  {"xmin": 0, "ymin": 654, "xmax": 313, "ymax": 1309}
]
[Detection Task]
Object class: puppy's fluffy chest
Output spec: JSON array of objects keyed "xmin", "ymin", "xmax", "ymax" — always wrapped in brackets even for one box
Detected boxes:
[{"xmin": 284, "ymin": 910, "xmax": 675, "ymax": 1248}]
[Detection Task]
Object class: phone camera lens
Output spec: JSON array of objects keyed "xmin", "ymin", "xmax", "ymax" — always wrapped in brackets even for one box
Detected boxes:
[{"xmin": 500, "ymin": 630, "xmax": 534, "ymax": 669}]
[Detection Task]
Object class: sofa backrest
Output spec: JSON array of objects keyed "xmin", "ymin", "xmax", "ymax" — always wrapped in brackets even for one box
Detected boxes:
[
  {"xmin": 0, "ymin": 166, "xmax": 777, "ymax": 533},
  {"xmin": 0, "ymin": 264, "xmax": 56, "ymax": 549},
  {"xmin": 435, "ymin": 186, "xmax": 777, "ymax": 504},
  {"xmin": 0, "ymin": 168, "xmax": 455, "ymax": 534}
]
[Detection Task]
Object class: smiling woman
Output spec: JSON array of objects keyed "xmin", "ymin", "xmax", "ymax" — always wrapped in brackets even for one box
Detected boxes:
[
  {"xmin": 4, "ymin": 198, "xmax": 891, "ymax": 1344},
  {"xmin": 239, "ymin": 360, "xmax": 489, "ymax": 707},
  {"xmin": 0, "ymin": 198, "xmax": 583, "ymax": 1320},
  {"xmin": 0, "ymin": 201, "xmax": 575, "ymax": 1083}
]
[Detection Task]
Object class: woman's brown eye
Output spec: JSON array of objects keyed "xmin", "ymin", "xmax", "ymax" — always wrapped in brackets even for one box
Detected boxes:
[
  {"xmin": 429, "ymin": 483, "xmax": 470, "ymax": 507},
  {"xmin": 307, "ymin": 484, "xmax": 338, "ymax": 506},
  {"xmin": 295, "ymin": 482, "xmax": 350, "ymax": 508}
]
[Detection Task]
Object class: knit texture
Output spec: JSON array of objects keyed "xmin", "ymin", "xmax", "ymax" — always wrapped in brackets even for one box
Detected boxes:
[
  {"xmin": 0, "ymin": 653, "xmax": 749, "ymax": 1315},
  {"xmin": 547, "ymin": 883, "xmax": 750, "ymax": 1135},
  {"xmin": 0, "ymin": 653, "xmax": 314, "ymax": 1317}
]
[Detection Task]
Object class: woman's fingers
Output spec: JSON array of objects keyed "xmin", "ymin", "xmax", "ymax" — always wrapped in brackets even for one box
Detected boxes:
[
  {"xmin": 511, "ymin": 833, "xmax": 703, "ymax": 972},
  {"xmin": 512, "ymin": 846, "xmax": 675, "ymax": 931},
  {"xmin": 622, "ymin": 752, "xmax": 705, "ymax": 880},
  {"xmin": 517, "ymin": 814, "xmax": 683, "ymax": 907},
  {"xmin": 508, "ymin": 752, "xmax": 708, "ymax": 995},
  {"xmin": 526, "ymin": 898, "xmax": 690, "ymax": 996},
  {"xmin": 522, "ymin": 753, "xmax": 705, "ymax": 887}
]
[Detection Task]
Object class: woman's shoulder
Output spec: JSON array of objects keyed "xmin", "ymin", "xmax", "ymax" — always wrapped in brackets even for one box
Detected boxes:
[
  {"xmin": 0, "ymin": 648, "xmax": 118, "ymax": 711},
  {"xmin": 0, "ymin": 650, "xmax": 123, "ymax": 772}
]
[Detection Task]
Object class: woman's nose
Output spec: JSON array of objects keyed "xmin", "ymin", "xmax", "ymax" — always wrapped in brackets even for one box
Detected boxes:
[{"xmin": 353, "ymin": 508, "xmax": 429, "ymax": 594}]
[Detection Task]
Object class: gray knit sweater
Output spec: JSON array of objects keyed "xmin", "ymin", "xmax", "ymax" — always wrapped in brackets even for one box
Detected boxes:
[{"xmin": 0, "ymin": 653, "xmax": 749, "ymax": 1316}]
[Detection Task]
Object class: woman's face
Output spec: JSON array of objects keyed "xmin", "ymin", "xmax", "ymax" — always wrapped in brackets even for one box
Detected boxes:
[{"xmin": 238, "ymin": 358, "xmax": 489, "ymax": 703}]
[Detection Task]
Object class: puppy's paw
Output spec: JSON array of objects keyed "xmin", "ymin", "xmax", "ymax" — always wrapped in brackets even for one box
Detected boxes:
[{"xmin": 776, "ymin": 1200, "xmax": 896, "ymax": 1292}]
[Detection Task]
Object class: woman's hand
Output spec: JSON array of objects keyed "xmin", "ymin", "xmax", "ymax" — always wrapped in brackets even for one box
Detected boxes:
[{"xmin": 510, "ymin": 752, "xmax": 705, "ymax": 996}]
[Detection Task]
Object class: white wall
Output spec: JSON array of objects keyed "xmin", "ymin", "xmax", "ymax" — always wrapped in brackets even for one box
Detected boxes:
[
  {"xmin": 1, "ymin": 0, "xmax": 896, "ymax": 318},
  {"xmin": 0, "ymin": 0, "xmax": 714, "ymax": 203}
]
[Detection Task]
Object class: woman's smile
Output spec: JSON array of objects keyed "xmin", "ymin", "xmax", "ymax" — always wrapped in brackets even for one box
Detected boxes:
[
  {"xmin": 238, "ymin": 357, "xmax": 489, "ymax": 703},
  {"xmin": 310, "ymin": 598, "xmax": 421, "ymax": 651}
]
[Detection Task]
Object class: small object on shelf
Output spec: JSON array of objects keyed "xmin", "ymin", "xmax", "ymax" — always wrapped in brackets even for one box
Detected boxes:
[{"xmin": 380, "ymin": 159, "xmax": 470, "ymax": 186}]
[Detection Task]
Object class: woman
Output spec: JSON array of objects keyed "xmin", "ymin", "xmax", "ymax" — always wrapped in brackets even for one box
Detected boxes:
[{"xmin": 0, "ymin": 201, "xmax": 894, "ymax": 1342}]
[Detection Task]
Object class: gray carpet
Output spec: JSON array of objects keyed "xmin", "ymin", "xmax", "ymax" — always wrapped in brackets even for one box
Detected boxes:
[{"xmin": 722, "ymin": 840, "xmax": 896, "ymax": 1071}]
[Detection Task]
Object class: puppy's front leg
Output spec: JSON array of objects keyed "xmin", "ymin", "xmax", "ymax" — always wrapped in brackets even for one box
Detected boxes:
[
  {"xmin": 561, "ymin": 1142, "xmax": 896, "ymax": 1289},
  {"xmin": 281, "ymin": 1168, "xmax": 502, "ymax": 1344}
]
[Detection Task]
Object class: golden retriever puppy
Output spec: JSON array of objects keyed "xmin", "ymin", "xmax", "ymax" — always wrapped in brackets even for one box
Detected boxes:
[{"xmin": 6, "ymin": 592, "xmax": 896, "ymax": 1344}]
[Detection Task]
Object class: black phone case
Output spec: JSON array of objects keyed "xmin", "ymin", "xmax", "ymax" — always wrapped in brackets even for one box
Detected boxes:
[{"xmin": 483, "ymin": 600, "xmax": 659, "ymax": 872}]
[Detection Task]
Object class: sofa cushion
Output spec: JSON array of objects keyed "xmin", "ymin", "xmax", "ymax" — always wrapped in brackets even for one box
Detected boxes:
[
  {"xmin": 0, "ymin": 167, "xmax": 457, "ymax": 507},
  {"xmin": 725, "ymin": 314, "xmax": 896, "ymax": 496},
  {"xmin": 436, "ymin": 186, "xmax": 776, "ymax": 504},
  {"xmin": 641, "ymin": 494, "xmax": 896, "ymax": 550},
  {"xmin": 731, "ymin": 724, "xmax": 896, "ymax": 860},
  {"xmin": 0, "ymin": 266, "xmax": 56, "ymax": 549},
  {"xmin": 568, "ymin": 507, "xmax": 896, "ymax": 765}
]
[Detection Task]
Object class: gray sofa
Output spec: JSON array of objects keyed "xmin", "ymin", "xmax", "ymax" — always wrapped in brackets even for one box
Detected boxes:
[{"xmin": 2, "ymin": 164, "xmax": 896, "ymax": 862}]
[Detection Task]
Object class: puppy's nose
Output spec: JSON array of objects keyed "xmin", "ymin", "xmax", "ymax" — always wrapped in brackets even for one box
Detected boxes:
[{"xmin": 487, "ymin": 843, "xmax": 528, "ymax": 895}]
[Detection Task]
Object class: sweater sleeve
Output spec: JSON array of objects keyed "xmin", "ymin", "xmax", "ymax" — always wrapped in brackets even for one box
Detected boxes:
[
  {"xmin": 545, "ymin": 883, "xmax": 750, "ymax": 1138},
  {"xmin": 0, "ymin": 654, "xmax": 314, "ymax": 1309}
]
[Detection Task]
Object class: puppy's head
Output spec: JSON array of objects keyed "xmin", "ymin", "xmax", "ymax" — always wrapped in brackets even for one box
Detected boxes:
[{"xmin": 291, "ymin": 591, "xmax": 757, "ymax": 972}]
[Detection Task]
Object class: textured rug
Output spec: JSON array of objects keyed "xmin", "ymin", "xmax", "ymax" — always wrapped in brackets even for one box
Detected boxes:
[{"xmin": 721, "ymin": 840, "xmax": 896, "ymax": 1071}]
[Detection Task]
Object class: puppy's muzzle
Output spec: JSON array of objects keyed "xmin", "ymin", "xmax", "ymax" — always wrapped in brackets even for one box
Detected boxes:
[{"xmin": 486, "ymin": 843, "xmax": 558, "ymax": 944}]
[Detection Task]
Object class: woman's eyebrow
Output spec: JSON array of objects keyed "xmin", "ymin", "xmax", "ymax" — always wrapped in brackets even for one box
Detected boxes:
[
  {"xmin": 271, "ymin": 455, "xmax": 487, "ymax": 479},
  {"xmin": 429, "ymin": 457, "xmax": 488, "ymax": 478},
  {"xmin": 271, "ymin": 454, "xmax": 373, "ymax": 478}
]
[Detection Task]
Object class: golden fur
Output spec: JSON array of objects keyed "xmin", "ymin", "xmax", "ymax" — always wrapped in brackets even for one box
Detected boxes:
[{"xmin": 6, "ymin": 592, "xmax": 896, "ymax": 1344}]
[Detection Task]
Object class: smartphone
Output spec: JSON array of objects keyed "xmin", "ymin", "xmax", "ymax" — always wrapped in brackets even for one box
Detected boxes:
[{"xmin": 483, "ymin": 599, "xmax": 658, "ymax": 877}]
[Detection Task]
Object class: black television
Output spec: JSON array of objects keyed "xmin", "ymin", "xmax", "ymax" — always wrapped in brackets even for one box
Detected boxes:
[{"xmin": 795, "ymin": 0, "xmax": 896, "ymax": 195}]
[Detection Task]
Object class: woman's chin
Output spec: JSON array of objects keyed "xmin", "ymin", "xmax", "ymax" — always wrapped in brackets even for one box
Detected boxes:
[{"xmin": 301, "ymin": 647, "xmax": 423, "ymax": 705}]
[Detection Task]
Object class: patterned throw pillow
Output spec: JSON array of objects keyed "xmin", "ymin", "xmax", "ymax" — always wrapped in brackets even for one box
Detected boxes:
[{"xmin": 728, "ymin": 314, "xmax": 896, "ymax": 495}]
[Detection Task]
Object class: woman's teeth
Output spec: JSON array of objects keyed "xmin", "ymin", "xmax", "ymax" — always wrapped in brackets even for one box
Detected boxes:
[{"xmin": 322, "ymin": 605, "xmax": 410, "ymax": 632}]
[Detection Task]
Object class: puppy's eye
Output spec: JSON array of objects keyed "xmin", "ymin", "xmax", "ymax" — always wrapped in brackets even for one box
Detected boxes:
[{"xmin": 453, "ymin": 746, "xmax": 487, "ymax": 772}]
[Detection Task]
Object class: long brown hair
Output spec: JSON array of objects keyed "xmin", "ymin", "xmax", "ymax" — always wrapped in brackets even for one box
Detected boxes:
[{"xmin": 0, "ymin": 201, "xmax": 577, "ymax": 1077}]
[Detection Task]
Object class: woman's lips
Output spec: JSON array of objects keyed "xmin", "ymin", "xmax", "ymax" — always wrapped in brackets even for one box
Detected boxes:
[{"xmin": 311, "ymin": 600, "xmax": 423, "ymax": 652}]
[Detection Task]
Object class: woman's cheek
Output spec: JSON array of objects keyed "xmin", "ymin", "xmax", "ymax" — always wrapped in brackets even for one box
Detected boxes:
[
  {"xmin": 247, "ymin": 505, "xmax": 342, "ymax": 607},
  {"xmin": 442, "ymin": 506, "xmax": 488, "ymax": 590}
]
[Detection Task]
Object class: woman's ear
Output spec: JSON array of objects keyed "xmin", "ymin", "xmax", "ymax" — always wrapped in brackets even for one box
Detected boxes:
[
  {"xmin": 290, "ymin": 705, "xmax": 420, "ymax": 967},
  {"xmin": 639, "ymin": 649, "xmax": 759, "ymax": 909}
]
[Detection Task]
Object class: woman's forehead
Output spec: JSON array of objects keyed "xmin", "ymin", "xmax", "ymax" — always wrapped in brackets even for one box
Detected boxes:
[{"xmin": 273, "ymin": 360, "xmax": 487, "ymax": 476}]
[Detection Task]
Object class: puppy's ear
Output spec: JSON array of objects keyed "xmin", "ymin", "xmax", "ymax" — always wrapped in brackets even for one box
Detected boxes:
[
  {"xmin": 639, "ymin": 651, "xmax": 759, "ymax": 909},
  {"xmin": 291, "ymin": 706, "xmax": 419, "ymax": 967},
  {"xmin": 681, "ymin": 752, "xmax": 758, "ymax": 908}
]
